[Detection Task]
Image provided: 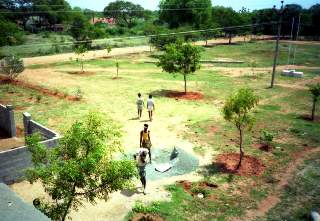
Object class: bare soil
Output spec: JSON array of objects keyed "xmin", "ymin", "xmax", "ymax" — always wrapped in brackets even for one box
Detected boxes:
[
  {"xmin": 166, "ymin": 91, "xmax": 204, "ymax": 100},
  {"xmin": 209, "ymin": 126, "xmax": 219, "ymax": 135},
  {"xmin": 214, "ymin": 153, "xmax": 265, "ymax": 176},
  {"xmin": 130, "ymin": 213, "xmax": 165, "ymax": 221},
  {"xmin": 66, "ymin": 71, "xmax": 96, "ymax": 76},
  {"xmin": 243, "ymin": 147, "xmax": 320, "ymax": 220},
  {"xmin": 253, "ymin": 143, "xmax": 273, "ymax": 152}
]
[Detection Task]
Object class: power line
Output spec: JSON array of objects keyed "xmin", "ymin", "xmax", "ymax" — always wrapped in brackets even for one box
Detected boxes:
[
  {"xmin": 0, "ymin": 7, "xmax": 213, "ymax": 14},
  {"xmin": 1, "ymin": 22, "xmax": 277, "ymax": 49}
]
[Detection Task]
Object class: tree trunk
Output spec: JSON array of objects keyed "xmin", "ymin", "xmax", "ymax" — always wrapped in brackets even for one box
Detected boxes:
[
  {"xmin": 62, "ymin": 184, "xmax": 76, "ymax": 221},
  {"xmin": 117, "ymin": 66, "xmax": 119, "ymax": 78},
  {"xmin": 81, "ymin": 60, "xmax": 84, "ymax": 72},
  {"xmin": 228, "ymin": 33, "xmax": 232, "ymax": 44},
  {"xmin": 236, "ymin": 129, "xmax": 244, "ymax": 170},
  {"xmin": 311, "ymin": 99, "xmax": 317, "ymax": 121},
  {"xmin": 183, "ymin": 74, "xmax": 187, "ymax": 94}
]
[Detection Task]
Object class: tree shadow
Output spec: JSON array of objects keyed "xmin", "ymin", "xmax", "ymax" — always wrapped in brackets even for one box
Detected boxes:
[
  {"xmin": 120, "ymin": 188, "xmax": 143, "ymax": 197},
  {"xmin": 149, "ymin": 89, "xmax": 172, "ymax": 98},
  {"xmin": 199, "ymin": 162, "xmax": 238, "ymax": 177}
]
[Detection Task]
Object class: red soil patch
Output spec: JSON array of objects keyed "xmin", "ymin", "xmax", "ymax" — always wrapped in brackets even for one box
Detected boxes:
[
  {"xmin": 166, "ymin": 91, "xmax": 203, "ymax": 100},
  {"xmin": 253, "ymin": 143, "xmax": 273, "ymax": 152},
  {"xmin": 16, "ymin": 126, "xmax": 24, "ymax": 138},
  {"xmin": 131, "ymin": 213, "xmax": 165, "ymax": 221},
  {"xmin": 0, "ymin": 77, "xmax": 79, "ymax": 101},
  {"xmin": 14, "ymin": 106, "xmax": 27, "ymax": 111},
  {"xmin": 66, "ymin": 71, "xmax": 96, "ymax": 76},
  {"xmin": 215, "ymin": 153, "xmax": 265, "ymax": 176},
  {"xmin": 209, "ymin": 126, "xmax": 218, "ymax": 135}
]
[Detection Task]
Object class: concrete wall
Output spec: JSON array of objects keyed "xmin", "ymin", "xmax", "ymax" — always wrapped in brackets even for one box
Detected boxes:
[
  {"xmin": 0, "ymin": 113, "xmax": 59, "ymax": 184},
  {"xmin": 0, "ymin": 104, "xmax": 16, "ymax": 137}
]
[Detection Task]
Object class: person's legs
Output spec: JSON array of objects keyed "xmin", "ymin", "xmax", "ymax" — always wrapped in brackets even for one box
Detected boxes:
[
  {"xmin": 138, "ymin": 109, "xmax": 142, "ymax": 119},
  {"xmin": 148, "ymin": 111, "xmax": 151, "ymax": 121},
  {"xmin": 150, "ymin": 110, "xmax": 153, "ymax": 121},
  {"xmin": 148, "ymin": 147, "xmax": 152, "ymax": 163}
]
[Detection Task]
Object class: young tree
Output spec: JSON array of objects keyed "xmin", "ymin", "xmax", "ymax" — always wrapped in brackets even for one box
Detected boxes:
[
  {"xmin": 26, "ymin": 112, "xmax": 137, "ymax": 221},
  {"xmin": 74, "ymin": 45, "xmax": 88, "ymax": 73},
  {"xmin": 0, "ymin": 56, "xmax": 25, "ymax": 80},
  {"xmin": 157, "ymin": 41, "xmax": 202, "ymax": 94},
  {"xmin": 309, "ymin": 83, "xmax": 320, "ymax": 121},
  {"xmin": 222, "ymin": 88, "xmax": 259, "ymax": 169}
]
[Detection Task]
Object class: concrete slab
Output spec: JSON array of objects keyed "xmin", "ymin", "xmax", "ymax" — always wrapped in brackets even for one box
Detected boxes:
[{"xmin": 0, "ymin": 183, "xmax": 50, "ymax": 221}]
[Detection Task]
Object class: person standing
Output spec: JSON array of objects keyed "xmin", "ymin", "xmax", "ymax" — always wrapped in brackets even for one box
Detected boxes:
[
  {"xmin": 134, "ymin": 148, "xmax": 149, "ymax": 195},
  {"xmin": 136, "ymin": 93, "xmax": 144, "ymax": 119},
  {"xmin": 147, "ymin": 94, "xmax": 155, "ymax": 121},
  {"xmin": 140, "ymin": 124, "xmax": 152, "ymax": 163}
]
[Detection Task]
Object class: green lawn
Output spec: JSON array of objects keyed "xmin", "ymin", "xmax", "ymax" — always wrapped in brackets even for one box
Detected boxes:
[{"xmin": 1, "ymin": 41, "xmax": 320, "ymax": 220}]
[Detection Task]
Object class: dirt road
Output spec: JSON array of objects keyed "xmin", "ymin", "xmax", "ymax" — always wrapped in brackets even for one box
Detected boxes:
[{"xmin": 23, "ymin": 35, "xmax": 270, "ymax": 66}]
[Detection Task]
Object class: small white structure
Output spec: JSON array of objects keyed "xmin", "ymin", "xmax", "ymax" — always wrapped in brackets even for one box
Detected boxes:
[{"xmin": 282, "ymin": 69, "xmax": 304, "ymax": 78}]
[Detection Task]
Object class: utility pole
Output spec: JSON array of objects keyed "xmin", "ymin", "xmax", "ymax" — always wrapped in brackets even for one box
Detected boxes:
[{"xmin": 270, "ymin": 1, "xmax": 285, "ymax": 88}]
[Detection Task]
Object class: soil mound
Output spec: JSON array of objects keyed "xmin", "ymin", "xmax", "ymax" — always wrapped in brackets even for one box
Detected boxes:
[
  {"xmin": 131, "ymin": 213, "xmax": 165, "ymax": 221},
  {"xmin": 66, "ymin": 71, "xmax": 95, "ymax": 76},
  {"xmin": 215, "ymin": 153, "xmax": 265, "ymax": 176},
  {"xmin": 166, "ymin": 91, "xmax": 203, "ymax": 100}
]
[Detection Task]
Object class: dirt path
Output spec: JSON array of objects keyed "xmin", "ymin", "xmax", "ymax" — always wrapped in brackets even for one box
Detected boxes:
[
  {"xmin": 23, "ymin": 36, "xmax": 270, "ymax": 66},
  {"xmin": 242, "ymin": 147, "xmax": 320, "ymax": 220},
  {"xmin": 23, "ymin": 46, "xmax": 150, "ymax": 66}
]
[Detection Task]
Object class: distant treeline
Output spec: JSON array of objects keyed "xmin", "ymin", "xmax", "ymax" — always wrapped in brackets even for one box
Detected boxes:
[{"xmin": 1, "ymin": 0, "xmax": 320, "ymax": 47}]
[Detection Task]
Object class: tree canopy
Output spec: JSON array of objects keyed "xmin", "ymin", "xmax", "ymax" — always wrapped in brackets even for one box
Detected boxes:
[
  {"xmin": 223, "ymin": 88, "xmax": 259, "ymax": 169},
  {"xmin": 159, "ymin": 0, "xmax": 212, "ymax": 28},
  {"xmin": 103, "ymin": 1, "xmax": 144, "ymax": 27},
  {"xmin": 26, "ymin": 112, "xmax": 137, "ymax": 221},
  {"xmin": 157, "ymin": 41, "xmax": 202, "ymax": 93}
]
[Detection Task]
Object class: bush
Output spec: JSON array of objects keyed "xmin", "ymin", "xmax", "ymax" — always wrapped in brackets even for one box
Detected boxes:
[
  {"xmin": 73, "ymin": 87, "xmax": 83, "ymax": 100},
  {"xmin": 260, "ymin": 129, "xmax": 275, "ymax": 146},
  {"xmin": 0, "ymin": 19, "xmax": 24, "ymax": 46},
  {"xmin": 0, "ymin": 56, "xmax": 25, "ymax": 80},
  {"xmin": 132, "ymin": 201, "xmax": 160, "ymax": 214}
]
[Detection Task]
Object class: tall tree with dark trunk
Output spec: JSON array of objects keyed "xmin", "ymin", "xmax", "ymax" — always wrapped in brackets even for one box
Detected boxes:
[
  {"xmin": 103, "ymin": 1, "xmax": 144, "ymax": 28},
  {"xmin": 309, "ymin": 83, "xmax": 320, "ymax": 121},
  {"xmin": 211, "ymin": 6, "xmax": 243, "ymax": 44},
  {"xmin": 159, "ymin": 0, "xmax": 212, "ymax": 28},
  {"xmin": 223, "ymin": 88, "xmax": 259, "ymax": 169},
  {"xmin": 26, "ymin": 113, "xmax": 137, "ymax": 221}
]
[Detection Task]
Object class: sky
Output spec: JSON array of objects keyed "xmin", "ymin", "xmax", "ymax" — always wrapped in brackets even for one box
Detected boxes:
[{"xmin": 66, "ymin": 0, "xmax": 319, "ymax": 11}]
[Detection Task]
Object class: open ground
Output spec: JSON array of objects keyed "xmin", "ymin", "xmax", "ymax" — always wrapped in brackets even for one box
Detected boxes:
[{"xmin": 1, "ymin": 40, "xmax": 320, "ymax": 221}]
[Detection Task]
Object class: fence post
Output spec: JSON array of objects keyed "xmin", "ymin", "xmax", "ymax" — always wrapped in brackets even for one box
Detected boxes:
[
  {"xmin": 23, "ymin": 112, "xmax": 32, "ymax": 139},
  {"xmin": 6, "ymin": 105, "xmax": 16, "ymax": 137}
]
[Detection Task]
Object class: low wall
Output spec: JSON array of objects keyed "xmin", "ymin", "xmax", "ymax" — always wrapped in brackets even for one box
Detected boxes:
[
  {"xmin": 0, "ymin": 113, "xmax": 59, "ymax": 184},
  {"xmin": 0, "ymin": 104, "xmax": 16, "ymax": 137}
]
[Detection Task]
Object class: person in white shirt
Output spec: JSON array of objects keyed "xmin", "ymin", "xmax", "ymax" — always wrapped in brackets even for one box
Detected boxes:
[
  {"xmin": 136, "ymin": 93, "xmax": 144, "ymax": 119},
  {"xmin": 133, "ymin": 148, "xmax": 149, "ymax": 194},
  {"xmin": 147, "ymin": 94, "xmax": 155, "ymax": 121}
]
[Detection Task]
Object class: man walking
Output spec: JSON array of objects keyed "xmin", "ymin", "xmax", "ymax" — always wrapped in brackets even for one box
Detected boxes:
[
  {"xmin": 147, "ymin": 94, "xmax": 155, "ymax": 121},
  {"xmin": 140, "ymin": 124, "xmax": 152, "ymax": 163},
  {"xmin": 136, "ymin": 93, "xmax": 144, "ymax": 119}
]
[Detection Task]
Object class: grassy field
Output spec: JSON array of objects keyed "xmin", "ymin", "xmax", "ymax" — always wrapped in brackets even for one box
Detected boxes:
[
  {"xmin": 0, "ymin": 33, "xmax": 149, "ymax": 58},
  {"xmin": 1, "ymin": 41, "xmax": 320, "ymax": 221}
]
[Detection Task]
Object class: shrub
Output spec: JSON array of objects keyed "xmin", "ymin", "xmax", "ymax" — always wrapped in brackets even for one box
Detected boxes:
[
  {"xmin": 73, "ymin": 87, "xmax": 83, "ymax": 100},
  {"xmin": 260, "ymin": 129, "xmax": 275, "ymax": 146},
  {"xmin": 0, "ymin": 56, "xmax": 25, "ymax": 80},
  {"xmin": 132, "ymin": 201, "xmax": 160, "ymax": 214}
]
